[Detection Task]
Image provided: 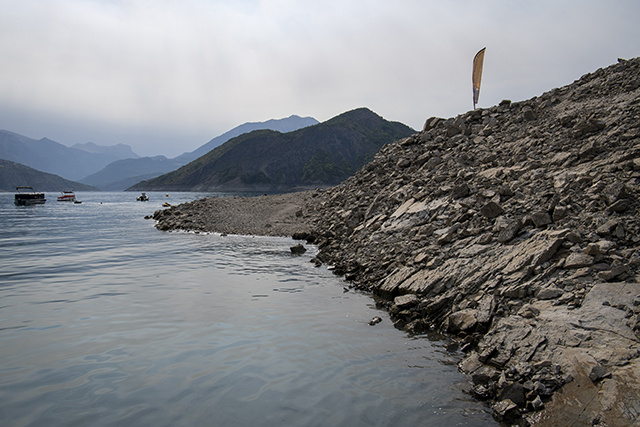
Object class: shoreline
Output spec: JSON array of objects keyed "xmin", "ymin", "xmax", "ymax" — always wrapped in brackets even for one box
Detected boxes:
[
  {"xmin": 153, "ymin": 190, "xmax": 640, "ymax": 426},
  {"xmin": 152, "ymin": 191, "xmax": 320, "ymax": 237}
]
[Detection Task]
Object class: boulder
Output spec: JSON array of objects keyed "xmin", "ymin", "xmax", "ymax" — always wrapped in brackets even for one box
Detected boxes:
[{"xmin": 447, "ymin": 309, "xmax": 478, "ymax": 334}]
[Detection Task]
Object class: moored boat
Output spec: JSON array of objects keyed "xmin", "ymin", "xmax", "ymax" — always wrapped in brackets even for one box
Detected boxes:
[
  {"xmin": 136, "ymin": 192, "xmax": 149, "ymax": 201},
  {"xmin": 57, "ymin": 190, "xmax": 76, "ymax": 202},
  {"xmin": 14, "ymin": 186, "xmax": 46, "ymax": 205}
]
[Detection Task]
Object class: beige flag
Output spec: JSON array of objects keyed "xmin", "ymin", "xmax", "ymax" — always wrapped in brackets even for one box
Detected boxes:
[{"xmin": 472, "ymin": 47, "xmax": 486, "ymax": 109}]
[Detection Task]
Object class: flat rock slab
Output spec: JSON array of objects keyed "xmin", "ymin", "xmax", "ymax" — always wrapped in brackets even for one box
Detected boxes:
[{"xmin": 528, "ymin": 282, "xmax": 640, "ymax": 425}]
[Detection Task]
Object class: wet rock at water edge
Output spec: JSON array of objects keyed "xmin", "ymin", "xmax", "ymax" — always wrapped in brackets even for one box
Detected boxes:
[
  {"xmin": 369, "ymin": 316, "xmax": 383, "ymax": 326},
  {"xmin": 290, "ymin": 244, "xmax": 307, "ymax": 255}
]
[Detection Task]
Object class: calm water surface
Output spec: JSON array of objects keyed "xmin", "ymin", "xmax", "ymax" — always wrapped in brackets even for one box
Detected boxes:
[{"xmin": 0, "ymin": 191, "xmax": 496, "ymax": 426}]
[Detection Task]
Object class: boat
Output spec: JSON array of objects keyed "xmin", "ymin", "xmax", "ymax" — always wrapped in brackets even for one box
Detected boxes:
[
  {"xmin": 57, "ymin": 190, "xmax": 76, "ymax": 202},
  {"xmin": 136, "ymin": 192, "xmax": 149, "ymax": 201},
  {"xmin": 14, "ymin": 186, "xmax": 46, "ymax": 205}
]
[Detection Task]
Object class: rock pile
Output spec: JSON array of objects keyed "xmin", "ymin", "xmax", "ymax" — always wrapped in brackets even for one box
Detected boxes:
[{"xmin": 306, "ymin": 57, "xmax": 640, "ymax": 425}]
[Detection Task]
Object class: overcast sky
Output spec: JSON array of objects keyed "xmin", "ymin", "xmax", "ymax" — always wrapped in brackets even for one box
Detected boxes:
[{"xmin": 1, "ymin": 0, "xmax": 639, "ymax": 158}]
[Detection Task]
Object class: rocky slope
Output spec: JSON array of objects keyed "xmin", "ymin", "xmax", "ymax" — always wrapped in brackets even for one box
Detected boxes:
[
  {"xmin": 152, "ymin": 57, "xmax": 640, "ymax": 426},
  {"xmin": 306, "ymin": 57, "xmax": 640, "ymax": 426}
]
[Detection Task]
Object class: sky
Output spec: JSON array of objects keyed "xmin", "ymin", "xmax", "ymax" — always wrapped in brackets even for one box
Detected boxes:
[{"xmin": 1, "ymin": 0, "xmax": 639, "ymax": 158}]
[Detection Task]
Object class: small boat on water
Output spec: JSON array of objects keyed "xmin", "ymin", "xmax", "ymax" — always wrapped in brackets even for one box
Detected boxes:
[
  {"xmin": 57, "ymin": 190, "xmax": 76, "ymax": 202},
  {"xmin": 136, "ymin": 192, "xmax": 149, "ymax": 201},
  {"xmin": 14, "ymin": 186, "xmax": 46, "ymax": 206}
]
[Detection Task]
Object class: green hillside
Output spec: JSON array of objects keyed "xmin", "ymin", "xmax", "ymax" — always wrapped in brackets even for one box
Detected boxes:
[{"xmin": 128, "ymin": 108, "xmax": 415, "ymax": 191}]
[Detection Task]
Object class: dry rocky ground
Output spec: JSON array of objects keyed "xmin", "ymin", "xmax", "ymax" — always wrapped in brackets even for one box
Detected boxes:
[{"xmin": 152, "ymin": 57, "xmax": 640, "ymax": 426}]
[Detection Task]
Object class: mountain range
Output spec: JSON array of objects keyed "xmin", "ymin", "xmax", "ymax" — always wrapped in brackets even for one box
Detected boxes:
[
  {"xmin": 0, "ymin": 115, "xmax": 319, "ymax": 190},
  {"xmin": 128, "ymin": 108, "xmax": 415, "ymax": 192},
  {"xmin": 1, "ymin": 109, "xmax": 413, "ymax": 192},
  {"xmin": 0, "ymin": 130, "xmax": 137, "ymax": 181},
  {"xmin": 86, "ymin": 115, "xmax": 319, "ymax": 190}
]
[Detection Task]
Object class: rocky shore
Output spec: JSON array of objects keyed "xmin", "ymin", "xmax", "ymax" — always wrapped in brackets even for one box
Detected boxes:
[{"xmin": 152, "ymin": 57, "xmax": 640, "ymax": 426}]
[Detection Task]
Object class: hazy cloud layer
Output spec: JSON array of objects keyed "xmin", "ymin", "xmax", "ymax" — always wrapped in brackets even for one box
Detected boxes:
[{"xmin": 1, "ymin": 0, "xmax": 639, "ymax": 157}]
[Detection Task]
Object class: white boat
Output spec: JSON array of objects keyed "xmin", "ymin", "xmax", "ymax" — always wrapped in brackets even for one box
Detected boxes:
[
  {"xmin": 14, "ymin": 186, "xmax": 46, "ymax": 205},
  {"xmin": 57, "ymin": 190, "xmax": 76, "ymax": 202},
  {"xmin": 136, "ymin": 192, "xmax": 149, "ymax": 201}
]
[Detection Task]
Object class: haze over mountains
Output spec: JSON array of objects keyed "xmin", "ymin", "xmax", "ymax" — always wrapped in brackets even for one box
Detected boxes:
[
  {"xmin": 0, "ymin": 115, "xmax": 319, "ymax": 191},
  {"xmin": 0, "ymin": 130, "xmax": 137, "ymax": 182}
]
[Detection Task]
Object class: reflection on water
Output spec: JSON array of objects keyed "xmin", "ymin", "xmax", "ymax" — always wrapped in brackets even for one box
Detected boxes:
[{"xmin": 0, "ymin": 192, "xmax": 496, "ymax": 426}]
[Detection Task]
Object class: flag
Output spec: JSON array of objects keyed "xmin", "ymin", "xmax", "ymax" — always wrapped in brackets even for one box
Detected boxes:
[{"xmin": 472, "ymin": 48, "xmax": 486, "ymax": 109}]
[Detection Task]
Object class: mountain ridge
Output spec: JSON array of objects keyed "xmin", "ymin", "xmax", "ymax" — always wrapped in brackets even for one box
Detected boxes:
[
  {"xmin": 0, "ymin": 158, "xmax": 98, "ymax": 192},
  {"xmin": 128, "ymin": 108, "xmax": 415, "ymax": 192},
  {"xmin": 79, "ymin": 114, "xmax": 320, "ymax": 190}
]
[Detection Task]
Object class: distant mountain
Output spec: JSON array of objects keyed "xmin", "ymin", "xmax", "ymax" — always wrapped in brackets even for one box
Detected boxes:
[
  {"xmin": 128, "ymin": 108, "xmax": 415, "ymax": 192},
  {"xmin": 175, "ymin": 115, "xmax": 319, "ymax": 164},
  {"xmin": 0, "ymin": 130, "xmax": 138, "ymax": 181},
  {"xmin": 81, "ymin": 115, "xmax": 319, "ymax": 190},
  {"xmin": 72, "ymin": 142, "xmax": 139, "ymax": 159},
  {"xmin": 81, "ymin": 156, "xmax": 183, "ymax": 191},
  {"xmin": 0, "ymin": 158, "xmax": 98, "ymax": 192}
]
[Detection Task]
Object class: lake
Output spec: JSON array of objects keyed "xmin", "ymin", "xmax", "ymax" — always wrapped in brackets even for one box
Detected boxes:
[{"xmin": 0, "ymin": 191, "xmax": 496, "ymax": 426}]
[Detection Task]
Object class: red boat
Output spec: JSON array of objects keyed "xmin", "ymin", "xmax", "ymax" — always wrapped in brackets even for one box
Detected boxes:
[{"xmin": 57, "ymin": 190, "xmax": 76, "ymax": 202}]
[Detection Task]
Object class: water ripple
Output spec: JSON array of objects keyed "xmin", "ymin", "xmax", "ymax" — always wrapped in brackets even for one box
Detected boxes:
[{"xmin": 0, "ymin": 192, "xmax": 496, "ymax": 426}]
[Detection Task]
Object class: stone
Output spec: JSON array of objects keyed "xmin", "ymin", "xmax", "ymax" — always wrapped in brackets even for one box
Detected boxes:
[
  {"xmin": 584, "ymin": 243, "xmax": 600, "ymax": 256},
  {"xmin": 394, "ymin": 294, "xmax": 419, "ymax": 310},
  {"xmin": 598, "ymin": 263, "xmax": 630, "ymax": 281},
  {"xmin": 472, "ymin": 365, "xmax": 500, "ymax": 385},
  {"xmin": 531, "ymin": 211, "xmax": 552, "ymax": 228},
  {"xmin": 447, "ymin": 309, "xmax": 478, "ymax": 334},
  {"xmin": 552, "ymin": 205, "xmax": 567, "ymax": 221},
  {"xmin": 397, "ymin": 158, "xmax": 411, "ymax": 169},
  {"xmin": 589, "ymin": 365, "xmax": 608, "ymax": 383},
  {"xmin": 290, "ymin": 244, "xmax": 307, "ymax": 255},
  {"xmin": 492, "ymin": 399, "xmax": 520, "ymax": 420},
  {"xmin": 522, "ymin": 106, "xmax": 537, "ymax": 121},
  {"xmin": 529, "ymin": 395, "xmax": 544, "ymax": 411},
  {"xmin": 518, "ymin": 304, "xmax": 540, "ymax": 318},
  {"xmin": 368, "ymin": 316, "xmax": 383, "ymax": 326},
  {"xmin": 607, "ymin": 199, "xmax": 629, "ymax": 213},
  {"xmin": 435, "ymin": 225, "xmax": 459, "ymax": 245},
  {"xmin": 498, "ymin": 382, "xmax": 526, "ymax": 407},
  {"xmin": 604, "ymin": 181, "xmax": 629, "ymax": 203},
  {"xmin": 564, "ymin": 252, "xmax": 595, "ymax": 269},
  {"xmin": 537, "ymin": 287, "xmax": 564, "ymax": 300},
  {"xmin": 497, "ymin": 219, "xmax": 523, "ymax": 243},
  {"xmin": 451, "ymin": 182, "xmax": 470, "ymax": 199},
  {"xmin": 480, "ymin": 201, "xmax": 504, "ymax": 219},
  {"xmin": 596, "ymin": 219, "xmax": 621, "ymax": 236},
  {"xmin": 476, "ymin": 295, "xmax": 496, "ymax": 324}
]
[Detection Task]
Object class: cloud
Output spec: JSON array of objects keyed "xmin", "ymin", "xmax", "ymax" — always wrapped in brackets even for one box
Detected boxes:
[{"xmin": 0, "ymin": 0, "xmax": 639, "ymax": 157}]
